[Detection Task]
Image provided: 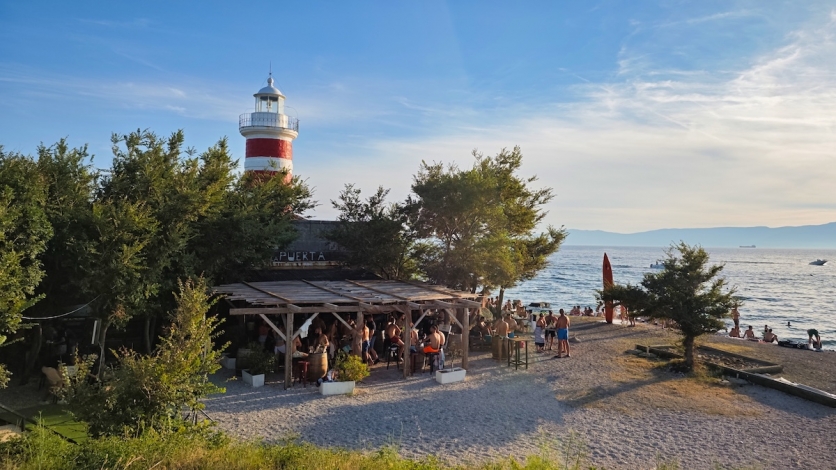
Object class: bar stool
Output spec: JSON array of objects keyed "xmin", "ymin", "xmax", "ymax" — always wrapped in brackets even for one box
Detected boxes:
[
  {"xmin": 386, "ymin": 344, "xmax": 401, "ymax": 370},
  {"xmin": 296, "ymin": 360, "xmax": 309, "ymax": 387}
]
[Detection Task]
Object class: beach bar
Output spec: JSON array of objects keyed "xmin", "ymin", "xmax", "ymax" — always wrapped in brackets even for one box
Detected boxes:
[{"xmin": 214, "ymin": 279, "xmax": 482, "ymax": 388}]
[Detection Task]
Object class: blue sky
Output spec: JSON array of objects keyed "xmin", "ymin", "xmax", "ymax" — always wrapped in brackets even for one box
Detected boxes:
[{"xmin": 1, "ymin": 1, "xmax": 835, "ymax": 232}]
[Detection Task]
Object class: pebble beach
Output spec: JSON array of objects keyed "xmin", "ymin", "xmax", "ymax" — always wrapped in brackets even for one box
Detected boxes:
[{"xmin": 204, "ymin": 318, "xmax": 836, "ymax": 469}]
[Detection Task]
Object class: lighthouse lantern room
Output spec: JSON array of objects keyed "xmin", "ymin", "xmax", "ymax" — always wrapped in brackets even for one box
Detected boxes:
[{"xmin": 239, "ymin": 74, "xmax": 299, "ymax": 180}]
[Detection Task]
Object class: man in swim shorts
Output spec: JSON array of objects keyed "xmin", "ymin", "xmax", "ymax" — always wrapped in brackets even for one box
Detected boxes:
[
  {"xmin": 544, "ymin": 310, "xmax": 556, "ymax": 350},
  {"xmin": 808, "ymin": 329, "xmax": 821, "ymax": 349},
  {"xmin": 555, "ymin": 309, "xmax": 570, "ymax": 358}
]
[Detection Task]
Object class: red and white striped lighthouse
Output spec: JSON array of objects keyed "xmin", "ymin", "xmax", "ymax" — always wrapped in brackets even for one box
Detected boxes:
[{"xmin": 239, "ymin": 74, "xmax": 299, "ymax": 181}]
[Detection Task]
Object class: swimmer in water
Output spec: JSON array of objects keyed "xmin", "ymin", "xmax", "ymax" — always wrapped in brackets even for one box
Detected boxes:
[{"xmin": 787, "ymin": 321, "xmax": 791, "ymax": 327}]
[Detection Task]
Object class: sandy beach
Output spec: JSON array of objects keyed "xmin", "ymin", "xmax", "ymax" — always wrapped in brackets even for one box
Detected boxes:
[{"xmin": 202, "ymin": 318, "xmax": 836, "ymax": 469}]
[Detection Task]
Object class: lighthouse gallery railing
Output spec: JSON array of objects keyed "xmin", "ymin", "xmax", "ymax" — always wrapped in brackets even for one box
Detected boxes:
[{"xmin": 239, "ymin": 113, "xmax": 299, "ymax": 132}]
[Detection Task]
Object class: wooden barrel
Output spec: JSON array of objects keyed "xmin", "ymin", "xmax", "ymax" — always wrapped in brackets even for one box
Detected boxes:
[
  {"xmin": 491, "ymin": 336, "xmax": 507, "ymax": 360},
  {"xmin": 307, "ymin": 352, "xmax": 328, "ymax": 382}
]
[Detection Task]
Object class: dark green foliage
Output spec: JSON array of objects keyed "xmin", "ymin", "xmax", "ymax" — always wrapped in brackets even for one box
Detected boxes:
[
  {"xmin": 63, "ymin": 278, "xmax": 226, "ymax": 437},
  {"xmin": 600, "ymin": 243, "xmax": 739, "ymax": 371},
  {"xmin": 410, "ymin": 147, "xmax": 565, "ymax": 296},
  {"xmin": 326, "ymin": 185, "xmax": 418, "ymax": 280},
  {"xmin": 0, "ymin": 147, "xmax": 52, "ymax": 387}
]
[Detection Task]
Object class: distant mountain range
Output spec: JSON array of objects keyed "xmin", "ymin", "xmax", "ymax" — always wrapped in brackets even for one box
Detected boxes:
[{"xmin": 565, "ymin": 222, "xmax": 836, "ymax": 249}]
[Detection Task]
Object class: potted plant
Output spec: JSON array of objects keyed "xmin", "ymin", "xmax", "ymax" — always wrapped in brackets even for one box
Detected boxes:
[
  {"xmin": 435, "ymin": 336, "xmax": 466, "ymax": 384},
  {"xmin": 220, "ymin": 352, "xmax": 236, "ymax": 370},
  {"xmin": 321, "ymin": 351, "xmax": 369, "ymax": 396},
  {"xmin": 242, "ymin": 347, "xmax": 275, "ymax": 388}
]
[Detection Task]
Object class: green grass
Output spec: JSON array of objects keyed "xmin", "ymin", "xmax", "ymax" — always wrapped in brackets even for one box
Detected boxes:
[{"xmin": 0, "ymin": 404, "xmax": 87, "ymax": 443}]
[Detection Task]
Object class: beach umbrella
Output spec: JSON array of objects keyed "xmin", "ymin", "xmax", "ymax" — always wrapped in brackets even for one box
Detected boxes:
[{"xmin": 603, "ymin": 253, "xmax": 614, "ymax": 324}]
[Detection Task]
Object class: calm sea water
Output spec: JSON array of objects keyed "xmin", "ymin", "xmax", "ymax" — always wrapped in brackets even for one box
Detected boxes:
[{"xmin": 504, "ymin": 245, "xmax": 836, "ymax": 350}]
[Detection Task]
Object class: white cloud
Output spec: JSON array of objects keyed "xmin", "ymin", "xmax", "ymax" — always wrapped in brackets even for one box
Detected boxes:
[{"xmin": 302, "ymin": 14, "xmax": 836, "ymax": 232}]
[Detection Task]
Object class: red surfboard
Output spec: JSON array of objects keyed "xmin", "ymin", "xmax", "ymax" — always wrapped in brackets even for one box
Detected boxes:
[{"xmin": 603, "ymin": 253, "xmax": 614, "ymax": 324}]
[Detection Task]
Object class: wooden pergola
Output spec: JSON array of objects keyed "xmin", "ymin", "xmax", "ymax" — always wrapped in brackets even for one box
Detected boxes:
[{"xmin": 213, "ymin": 279, "xmax": 482, "ymax": 388}]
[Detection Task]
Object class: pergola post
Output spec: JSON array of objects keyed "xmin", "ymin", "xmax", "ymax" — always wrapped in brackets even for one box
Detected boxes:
[
  {"xmin": 461, "ymin": 307, "xmax": 469, "ymax": 370},
  {"xmin": 402, "ymin": 306, "xmax": 411, "ymax": 380},
  {"xmin": 284, "ymin": 312, "xmax": 294, "ymax": 390}
]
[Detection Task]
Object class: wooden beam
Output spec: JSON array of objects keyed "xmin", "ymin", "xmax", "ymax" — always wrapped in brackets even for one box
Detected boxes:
[
  {"xmin": 413, "ymin": 311, "xmax": 429, "ymax": 329},
  {"xmin": 461, "ymin": 308, "xmax": 470, "ymax": 370},
  {"xmin": 406, "ymin": 301, "xmax": 422, "ymax": 310},
  {"xmin": 259, "ymin": 314, "xmax": 285, "ymax": 341},
  {"xmin": 232, "ymin": 307, "xmax": 284, "ymax": 315},
  {"xmin": 321, "ymin": 303, "xmax": 340, "ymax": 311},
  {"xmin": 428, "ymin": 300, "xmax": 455, "ymax": 310},
  {"xmin": 286, "ymin": 304, "xmax": 302, "ymax": 313},
  {"xmin": 453, "ymin": 299, "xmax": 482, "ymax": 308},
  {"xmin": 284, "ymin": 312, "xmax": 294, "ymax": 390},
  {"xmin": 331, "ymin": 312, "xmax": 353, "ymax": 332},
  {"xmin": 402, "ymin": 310, "xmax": 410, "ymax": 380}
]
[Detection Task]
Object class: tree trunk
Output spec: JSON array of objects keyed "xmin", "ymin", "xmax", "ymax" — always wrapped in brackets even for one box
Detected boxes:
[
  {"xmin": 20, "ymin": 324, "xmax": 43, "ymax": 385},
  {"xmin": 144, "ymin": 316, "xmax": 152, "ymax": 354},
  {"xmin": 497, "ymin": 287, "xmax": 506, "ymax": 315},
  {"xmin": 97, "ymin": 319, "xmax": 112, "ymax": 378},
  {"xmin": 683, "ymin": 335, "xmax": 695, "ymax": 372}
]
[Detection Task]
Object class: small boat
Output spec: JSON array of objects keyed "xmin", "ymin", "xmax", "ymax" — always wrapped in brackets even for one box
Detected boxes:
[
  {"xmin": 649, "ymin": 260, "xmax": 664, "ymax": 269},
  {"xmin": 809, "ymin": 259, "xmax": 828, "ymax": 266}
]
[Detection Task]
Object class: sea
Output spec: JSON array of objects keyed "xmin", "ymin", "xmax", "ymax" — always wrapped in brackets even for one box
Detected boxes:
[{"xmin": 503, "ymin": 245, "xmax": 836, "ymax": 350}]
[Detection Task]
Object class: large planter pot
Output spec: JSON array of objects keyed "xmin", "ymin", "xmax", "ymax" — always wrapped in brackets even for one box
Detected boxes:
[
  {"xmin": 220, "ymin": 356, "xmax": 236, "ymax": 370},
  {"xmin": 435, "ymin": 367, "xmax": 466, "ymax": 384},
  {"xmin": 320, "ymin": 381, "xmax": 355, "ymax": 396},
  {"xmin": 242, "ymin": 369, "xmax": 265, "ymax": 388}
]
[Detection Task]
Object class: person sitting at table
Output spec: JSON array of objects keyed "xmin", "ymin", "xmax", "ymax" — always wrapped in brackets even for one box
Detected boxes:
[
  {"xmin": 762, "ymin": 328, "xmax": 778, "ymax": 343},
  {"xmin": 423, "ymin": 324, "xmax": 445, "ymax": 371},
  {"xmin": 742, "ymin": 325, "xmax": 756, "ymax": 340},
  {"xmin": 385, "ymin": 316, "xmax": 404, "ymax": 358},
  {"xmin": 274, "ymin": 327, "xmax": 302, "ymax": 355}
]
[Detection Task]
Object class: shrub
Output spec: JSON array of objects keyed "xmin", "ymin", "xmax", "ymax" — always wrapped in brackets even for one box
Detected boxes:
[{"xmin": 335, "ymin": 351, "xmax": 370, "ymax": 382}]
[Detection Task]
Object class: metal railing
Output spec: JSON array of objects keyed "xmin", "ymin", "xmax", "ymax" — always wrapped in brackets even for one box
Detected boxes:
[{"xmin": 239, "ymin": 113, "xmax": 299, "ymax": 132}]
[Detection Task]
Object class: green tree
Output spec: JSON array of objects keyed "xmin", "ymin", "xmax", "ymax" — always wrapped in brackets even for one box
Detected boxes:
[
  {"xmin": 64, "ymin": 277, "xmax": 226, "ymax": 437},
  {"xmin": 600, "ymin": 243, "xmax": 739, "ymax": 371},
  {"xmin": 0, "ymin": 147, "xmax": 52, "ymax": 388},
  {"xmin": 326, "ymin": 184, "xmax": 418, "ymax": 280},
  {"xmin": 410, "ymin": 147, "xmax": 564, "ymax": 299}
]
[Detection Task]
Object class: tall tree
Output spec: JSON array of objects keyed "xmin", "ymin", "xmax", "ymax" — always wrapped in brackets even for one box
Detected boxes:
[
  {"xmin": 600, "ymin": 243, "xmax": 739, "ymax": 371},
  {"xmin": 410, "ymin": 146, "xmax": 564, "ymax": 300},
  {"xmin": 326, "ymin": 184, "xmax": 418, "ymax": 280},
  {"xmin": 0, "ymin": 147, "xmax": 52, "ymax": 387}
]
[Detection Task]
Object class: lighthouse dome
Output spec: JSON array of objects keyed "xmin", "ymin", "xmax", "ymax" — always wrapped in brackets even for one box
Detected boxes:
[{"xmin": 255, "ymin": 76, "xmax": 284, "ymax": 98}]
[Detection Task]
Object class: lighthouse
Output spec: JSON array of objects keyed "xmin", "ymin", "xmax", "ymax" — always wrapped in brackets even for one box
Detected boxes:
[{"xmin": 239, "ymin": 74, "xmax": 299, "ymax": 181}]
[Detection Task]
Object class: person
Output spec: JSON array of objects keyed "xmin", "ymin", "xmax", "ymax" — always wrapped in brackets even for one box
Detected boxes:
[
  {"xmin": 731, "ymin": 307, "xmax": 740, "ymax": 329},
  {"xmin": 763, "ymin": 328, "xmax": 778, "ymax": 343},
  {"xmin": 424, "ymin": 324, "xmax": 445, "ymax": 354},
  {"xmin": 385, "ymin": 316, "xmax": 404, "ymax": 358},
  {"xmin": 742, "ymin": 326, "xmax": 756, "ymax": 340},
  {"xmin": 729, "ymin": 325, "xmax": 741, "ymax": 338},
  {"xmin": 505, "ymin": 314, "xmax": 517, "ymax": 338},
  {"xmin": 787, "ymin": 321, "xmax": 791, "ymax": 327},
  {"xmin": 365, "ymin": 315, "xmax": 379, "ymax": 364},
  {"xmin": 275, "ymin": 327, "xmax": 302, "ymax": 355},
  {"xmin": 494, "ymin": 315, "xmax": 509, "ymax": 338},
  {"xmin": 555, "ymin": 309, "xmax": 571, "ymax": 358},
  {"xmin": 257, "ymin": 322, "xmax": 269, "ymax": 347},
  {"xmin": 544, "ymin": 310, "xmax": 556, "ymax": 350},
  {"xmin": 808, "ymin": 329, "xmax": 822, "ymax": 349},
  {"xmin": 311, "ymin": 326, "xmax": 329, "ymax": 352},
  {"xmin": 533, "ymin": 314, "xmax": 546, "ymax": 352},
  {"xmin": 764, "ymin": 325, "xmax": 769, "ymax": 336}
]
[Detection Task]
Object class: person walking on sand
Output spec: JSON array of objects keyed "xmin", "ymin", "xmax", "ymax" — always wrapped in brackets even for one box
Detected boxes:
[{"xmin": 555, "ymin": 309, "xmax": 571, "ymax": 358}]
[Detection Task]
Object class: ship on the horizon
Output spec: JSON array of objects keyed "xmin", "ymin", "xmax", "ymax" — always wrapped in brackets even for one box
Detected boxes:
[{"xmin": 740, "ymin": 245, "xmax": 756, "ymax": 248}]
